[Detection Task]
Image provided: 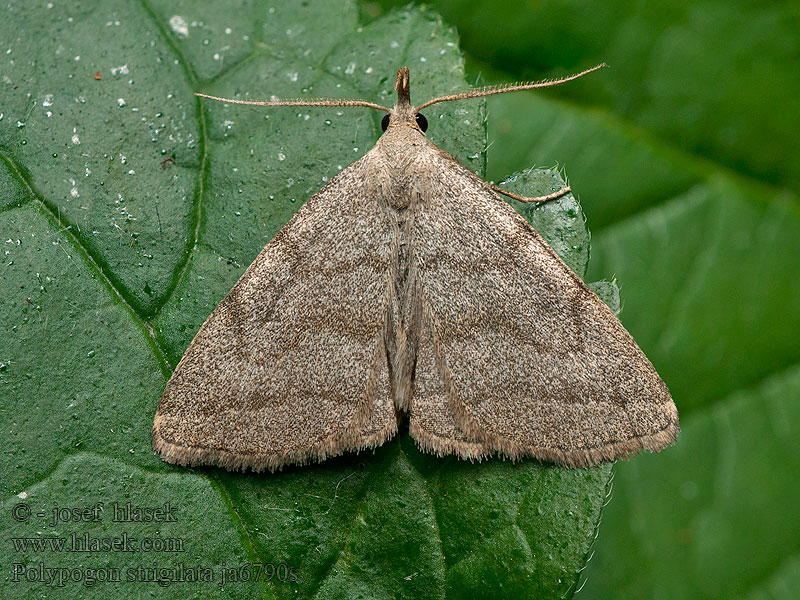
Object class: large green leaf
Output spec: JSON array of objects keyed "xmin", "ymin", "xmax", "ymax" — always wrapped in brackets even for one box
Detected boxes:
[
  {"xmin": 0, "ymin": 1, "xmax": 199, "ymax": 315},
  {"xmin": 1, "ymin": 2, "xmax": 626, "ymax": 598},
  {"xmin": 4, "ymin": 454, "xmax": 262, "ymax": 597},
  {"xmin": 373, "ymin": 1, "xmax": 800, "ymax": 598}
]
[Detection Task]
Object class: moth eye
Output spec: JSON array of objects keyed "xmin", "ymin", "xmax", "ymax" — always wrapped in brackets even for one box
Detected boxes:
[
  {"xmin": 381, "ymin": 114, "xmax": 390, "ymax": 131},
  {"xmin": 415, "ymin": 112, "xmax": 428, "ymax": 132}
]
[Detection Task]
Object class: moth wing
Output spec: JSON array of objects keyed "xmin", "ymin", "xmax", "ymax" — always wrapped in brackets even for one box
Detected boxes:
[
  {"xmin": 410, "ymin": 153, "xmax": 679, "ymax": 468},
  {"xmin": 153, "ymin": 156, "xmax": 397, "ymax": 471}
]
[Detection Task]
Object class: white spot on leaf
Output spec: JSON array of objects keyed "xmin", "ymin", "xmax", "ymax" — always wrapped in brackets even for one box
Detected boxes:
[{"xmin": 169, "ymin": 15, "xmax": 189, "ymax": 37}]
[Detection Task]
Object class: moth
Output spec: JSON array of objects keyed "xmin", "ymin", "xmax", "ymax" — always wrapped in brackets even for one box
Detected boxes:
[{"xmin": 153, "ymin": 65, "xmax": 679, "ymax": 472}]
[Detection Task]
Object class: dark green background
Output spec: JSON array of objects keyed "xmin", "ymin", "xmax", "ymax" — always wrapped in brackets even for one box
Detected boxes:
[{"xmin": 2, "ymin": 1, "xmax": 799, "ymax": 598}]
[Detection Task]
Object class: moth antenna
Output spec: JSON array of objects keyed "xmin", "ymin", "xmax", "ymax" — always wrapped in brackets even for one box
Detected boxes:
[
  {"xmin": 195, "ymin": 93, "xmax": 391, "ymax": 113},
  {"xmin": 416, "ymin": 63, "xmax": 608, "ymax": 111}
]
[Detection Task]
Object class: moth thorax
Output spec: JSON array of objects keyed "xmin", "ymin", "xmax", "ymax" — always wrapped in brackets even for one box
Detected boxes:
[{"xmin": 383, "ymin": 177, "xmax": 417, "ymax": 210}]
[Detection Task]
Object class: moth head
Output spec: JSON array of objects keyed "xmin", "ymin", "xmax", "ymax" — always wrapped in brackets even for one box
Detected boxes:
[
  {"xmin": 381, "ymin": 67, "xmax": 428, "ymax": 134},
  {"xmin": 193, "ymin": 63, "xmax": 606, "ymax": 140}
]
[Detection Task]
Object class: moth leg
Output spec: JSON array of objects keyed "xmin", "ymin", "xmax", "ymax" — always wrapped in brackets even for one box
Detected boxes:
[{"xmin": 489, "ymin": 182, "xmax": 571, "ymax": 203}]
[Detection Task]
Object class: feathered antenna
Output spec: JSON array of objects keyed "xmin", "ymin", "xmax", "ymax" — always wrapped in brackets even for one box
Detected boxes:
[
  {"xmin": 416, "ymin": 63, "xmax": 607, "ymax": 110},
  {"xmin": 194, "ymin": 93, "xmax": 390, "ymax": 113},
  {"xmin": 195, "ymin": 64, "xmax": 606, "ymax": 113}
]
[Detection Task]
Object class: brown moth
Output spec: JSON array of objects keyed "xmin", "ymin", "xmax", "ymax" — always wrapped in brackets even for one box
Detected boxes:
[{"xmin": 153, "ymin": 65, "xmax": 679, "ymax": 472}]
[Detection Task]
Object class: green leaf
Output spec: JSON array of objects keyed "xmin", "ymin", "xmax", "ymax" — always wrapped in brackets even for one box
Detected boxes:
[
  {"xmin": 0, "ymin": 178, "xmax": 169, "ymax": 495},
  {"xmin": 485, "ymin": 92, "xmax": 704, "ymax": 231},
  {"xmin": 0, "ymin": 1, "xmax": 200, "ymax": 315},
  {"xmin": 367, "ymin": 1, "xmax": 800, "ymax": 598},
  {"xmin": 4, "ymin": 454, "xmax": 262, "ymax": 598},
  {"xmin": 584, "ymin": 365, "xmax": 800, "ymax": 600},
  {"xmin": 1, "ymin": 2, "xmax": 626, "ymax": 599}
]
